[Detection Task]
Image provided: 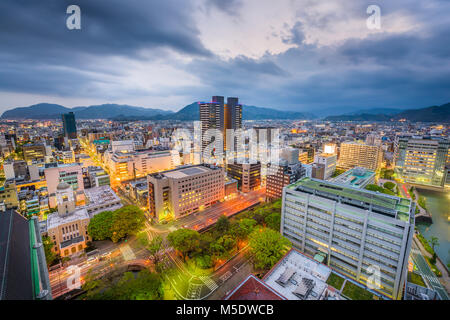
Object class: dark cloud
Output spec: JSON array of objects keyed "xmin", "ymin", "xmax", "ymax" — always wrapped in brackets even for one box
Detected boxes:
[
  {"xmin": 206, "ymin": 0, "xmax": 243, "ymax": 15},
  {"xmin": 0, "ymin": 0, "xmax": 449, "ymax": 115}
]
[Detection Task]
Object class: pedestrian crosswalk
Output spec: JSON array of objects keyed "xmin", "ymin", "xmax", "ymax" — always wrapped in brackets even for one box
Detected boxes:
[
  {"xmin": 187, "ymin": 283, "xmax": 202, "ymax": 300},
  {"xmin": 422, "ymin": 273, "xmax": 440, "ymax": 285},
  {"xmin": 200, "ymin": 276, "xmax": 219, "ymax": 291}
]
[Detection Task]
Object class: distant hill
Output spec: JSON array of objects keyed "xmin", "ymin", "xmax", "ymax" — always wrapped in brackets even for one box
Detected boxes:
[
  {"xmin": 1, "ymin": 103, "xmax": 173, "ymax": 119},
  {"xmin": 151, "ymin": 102, "xmax": 314, "ymax": 121},
  {"xmin": 3, "ymin": 101, "xmax": 314, "ymax": 121},
  {"xmin": 324, "ymin": 102, "xmax": 450, "ymax": 122}
]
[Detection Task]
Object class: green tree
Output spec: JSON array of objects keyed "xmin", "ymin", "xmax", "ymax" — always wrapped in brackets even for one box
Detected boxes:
[
  {"xmin": 383, "ymin": 181, "xmax": 396, "ymax": 191},
  {"xmin": 167, "ymin": 229, "xmax": 200, "ymax": 261},
  {"xmin": 87, "ymin": 210, "xmax": 114, "ymax": 241},
  {"xmin": 430, "ymin": 236, "xmax": 440, "ymax": 252},
  {"xmin": 110, "ymin": 206, "xmax": 145, "ymax": 242},
  {"xmin": 248, "ymin": 228, "xmax": 291, "ymax": 271},
  {"xmin": 215, "ymin": 215, "xmax": 230, "ymax": 234},
  {"xmin": 148, "ymin": 236, "xmax": 164, "ymax": 267},
  {"xmin": 264, "ymin": 212, "xmax": 281, "ymax": 231},
  {"xmin": 42, "ymin": 235, "xmax": 58, "ymax": 266},
  {"xmin": 210, "ymin": 235, "xmax": 235, "ymax": 259},
  {"xmin": 83, "ymin": 269, "xmax": 163, "ymax": 300}
]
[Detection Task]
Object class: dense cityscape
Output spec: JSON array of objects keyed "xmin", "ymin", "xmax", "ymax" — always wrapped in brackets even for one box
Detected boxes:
[
  {"xmin": 0, "ymin": 1, "xmax": 449, "ymax": 314},
  {"xmin": 0, "ymin": 96, "xmax": 449, "ymax": 302}
]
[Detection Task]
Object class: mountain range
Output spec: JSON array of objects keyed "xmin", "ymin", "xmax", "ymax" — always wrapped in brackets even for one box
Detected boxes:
[
  {"xmin": 2, "ymin": 101, "xmax": 448, "ymax": 122},
  {"xmin": 1, "ymin": 102, "xmax": 313, "ymax": 121},
  {"xmin": 324, "ymin": 102, "xmax": 450, "ymax": 122}
]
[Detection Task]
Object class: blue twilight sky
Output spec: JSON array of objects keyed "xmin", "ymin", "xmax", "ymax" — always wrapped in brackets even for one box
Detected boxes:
[{"xmin": 0, "ymin": 0, "xmax": 449, "ymax": 115}]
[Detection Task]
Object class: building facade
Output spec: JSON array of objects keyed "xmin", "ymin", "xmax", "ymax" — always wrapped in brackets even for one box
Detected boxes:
[
  {"xmin": 266, "ymin": 162, "xmax": 304, "ymax": 199},
  {"xmin": 227, "ymin": 161, "xmax": 261, "ymax": 193},
  {"xmin": 281, "ymin": 177, "xmax": 415, "ymax": 300},
  {"xmin": 62, "ymin": 112, "xmax": 77, "ymax": 139},
  {"xmin": 394, "ymin": 136, "xmax": 449, "ymax": 188},
  {"xmin": 338, "ymin": 141, "xmax": 383, "ymax": 171},
  {"xmin": 148, "ymin": 164, "xmax": 225, "ymax": 222}
]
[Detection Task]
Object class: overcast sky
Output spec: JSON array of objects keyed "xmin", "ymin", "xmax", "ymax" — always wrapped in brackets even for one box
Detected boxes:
[{"xmin": 0, "ymin": 0, "xmax": 449, "ymax": 114}]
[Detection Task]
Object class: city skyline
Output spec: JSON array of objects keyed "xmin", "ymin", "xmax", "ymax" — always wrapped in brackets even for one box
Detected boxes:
[{"xmin": 1, "ymin": 0, "xmax": 450, "ymax": 114}]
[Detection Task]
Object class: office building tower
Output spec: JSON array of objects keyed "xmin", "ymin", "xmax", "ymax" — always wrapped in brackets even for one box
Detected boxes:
[
  {"xmin": 61, "ymin": 112, "xmax": 77, "ymax": 139},
  {"xmin": 224, "ymin": 97, "xmax": 242, "ymax": 151},
  {"xmin": 199, "ymin": 98, "xmax": 225, "ymax": 156},
  {"xmin": 148, "ymin": 164, "xmax": 225, "ymax": 222},
  {"xmin": 338, "ymin": 141, "xmax": 383, "ymax": 171},
  {"xmin": 227, "ymin": 161, "xmax": 261, "ymax": 193},
  {"xmin": 394, "ymin": 136, "xmax": 449, "ymax": 189},
  {"xmin": 281, "ymin": 177, "xmax": 415, "ymax": 300}
]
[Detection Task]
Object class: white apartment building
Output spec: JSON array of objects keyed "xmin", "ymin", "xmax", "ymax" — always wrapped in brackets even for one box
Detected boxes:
[{"xmin": 281, "ymin": 177, "xmax": 415, "ymax": 300}]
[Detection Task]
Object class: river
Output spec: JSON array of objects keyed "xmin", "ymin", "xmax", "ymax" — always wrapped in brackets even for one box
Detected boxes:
[{"xmin": 416, "ymin": 189, "xmax": 450, "ymax": 266}]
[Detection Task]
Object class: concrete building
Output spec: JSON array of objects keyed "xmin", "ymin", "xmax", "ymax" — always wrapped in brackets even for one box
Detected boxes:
[
  {"xmin": 226, "ymin": 161, "xmax": 261, "ymax": 193},
  {"xmin": 83, "ymin": 185, "xmax": 122, "ymax": 217},
  {"xmin": 105, "ymin": 149, "xmax": 173, "ymax": 183},
  {"xmin": 148, "ymin": 164, "xmax": 225, "ymax": 222},
  {"xmin": 281, "ymin": 177, "xmax": 415, "ymax": 300},
  {"xmin": 338, "ymin": 141, "xmax": 383, "ymax": 171},
  {"xmin": 22, "ymin": 143, "xmax": 46, "ymax": 164},
  {"xmin": 266, "ymin": 162, "xmax": 304, "ymax": 200},
  {"xmin": 44, "ymin": 163, "xmax": 85, "ymax": 208},
  {"xmin": 0, "ymin": 180, "xmax": 19, "ymax": 209},
  {"xmin": 394, "ymin": 136, "xmax": 449, "ymax": 189},
  {"xmin": 314, "ymin": 153, "xmax": 337, "ymax": 180},
  {"xmin": 46, "ymin": 182, "xmax": 90, "ymax": 257}
]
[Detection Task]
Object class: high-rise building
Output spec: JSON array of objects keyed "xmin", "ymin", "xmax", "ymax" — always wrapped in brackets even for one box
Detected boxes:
[
  {"xmin": 224, "ymin": 97, "xmax": 242, "ymax": 151},
  {"xmin": 227, "ymin": 161, "xmax": 261, "ymax": 193},
  {"xmin": 199, "ymin": 99, "xmax": 225, "ymax": 155},
  {"xmin": 61, "ymin": 112, "xmax": 77, "ymax": 139},
  {"xmin": 266, "ymin": 162, "xmax": 304, "ymax": 199},
  {"xmin": 148, "ymin": 164, "xmax": 225, "ymax": 222},
  {"xmin": 281, "ymin": 177, "xmax": 415, "ymax": 300},
  {"xmin": 338, "ymin": 141, "xmax": 383, "ymax": 171},
  {"xmin": 394, "ymin": 136, "xmax": 449, "ymax": 189},
  {"xmin": 199, "ymin": 96, "xmax": 242, "ymax": 157}
]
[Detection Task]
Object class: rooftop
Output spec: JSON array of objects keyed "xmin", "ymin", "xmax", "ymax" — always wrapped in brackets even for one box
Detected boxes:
[
  {"xmin": 287, "ymin": 177, "xmax": 412, "ymax": 222},
  {"xmin": 263, "ymin": 249, "xmax": 332, "ymax": 300},
  {"xmin": 47, "ymin": 208, "xmax": 90, "ymax": 230},
  {"xmin": 224, "ymin": 275, "xmax": 286, "ymax": 300},
  {"xmin": 330, "ymin": 167, "xmax": 375, "ymax": 188},
  {"xmin": 150, "ymin": 164, "xmax": 221, "ymax": 180}
]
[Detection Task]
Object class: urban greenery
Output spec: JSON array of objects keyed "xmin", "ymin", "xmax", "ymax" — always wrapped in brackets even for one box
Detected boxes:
[
  {"xmin": 342, "ymin": 281, "xmax": 375, "ymax": 300},
  {"xmin": 326, "ymin": 272, "xmax": 345, "ymax": 290},
  {"xmin": 82, "ymin": 269, "xmax": 163, "ymax": 300},
  {"xmin": 42, "ymin": 235, "xmax": 58, "ymax": 267},
  {"xmin": 407, "ymin": 272, "xmax": 426, "ymax": 287},
  {"xmin": 365, "ymin": 184, "xmax": 395, "ymax": 196},
  {"xmin": 248, "ymin": 227, "xmax": 291, "ymax": 271},
  {"xmin": 88, "ymin": 205, "xmax": 145, "ymax": 243}
]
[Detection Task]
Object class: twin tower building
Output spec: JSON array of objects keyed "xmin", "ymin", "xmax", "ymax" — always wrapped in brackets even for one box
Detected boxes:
[{"xmin": 199, "ymin": 96, "xmax": 242, "ymax": 154}]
